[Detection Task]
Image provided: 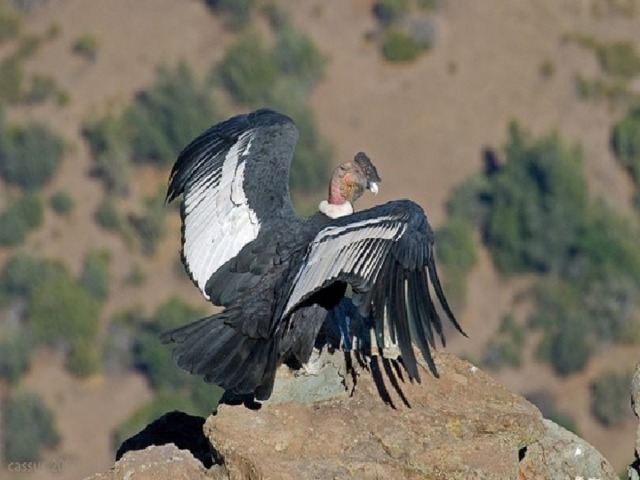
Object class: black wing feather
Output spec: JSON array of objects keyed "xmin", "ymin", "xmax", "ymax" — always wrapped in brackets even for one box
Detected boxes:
[{"xmin": 285, "ymin": 199, "xmax": 464, "ymax": 383}]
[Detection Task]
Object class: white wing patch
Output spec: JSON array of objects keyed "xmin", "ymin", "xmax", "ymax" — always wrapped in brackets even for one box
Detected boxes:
[
  {"xmin": 283, "ymin": 216, "xmax": 406, "ymax": 316},
  {"xmin": 182, "ymin": 131, "xmax": 260, "ymax": 300}
]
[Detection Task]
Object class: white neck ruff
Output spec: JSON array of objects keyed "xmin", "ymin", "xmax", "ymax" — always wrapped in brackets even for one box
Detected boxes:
[{"xmin": 319, "ymin": 200, "xmax": 353, "ymax": 219}]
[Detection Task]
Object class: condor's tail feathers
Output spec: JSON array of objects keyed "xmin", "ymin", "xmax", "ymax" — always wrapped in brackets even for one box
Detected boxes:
[{"xmin": 160, "ymin": 311, "xmax": 279, "ymax": 401}]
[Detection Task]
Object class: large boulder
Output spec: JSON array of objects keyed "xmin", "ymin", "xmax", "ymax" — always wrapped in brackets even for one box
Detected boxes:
[{"xmin": 88, "ymin": 350, "xmax": 620, "ymax": 479}]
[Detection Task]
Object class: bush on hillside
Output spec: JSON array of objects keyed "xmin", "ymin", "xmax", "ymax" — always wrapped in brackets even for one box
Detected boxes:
[
  {"xmin": 204, "ymin": 0, "xmax": 255, "ymax": 30},
  {"xmin": 215, "ymin": 29, "xmax": 279, "ymax": 105},
  {"xmin": 24, "ymin": 73, "xmax": 58, "ymax": 105},
  {"xmin": 94, "ymin": 198, "xmax": 124, "ymax": 232},
  {"xmin": 0, "ymin": 253, "xmax": 66, "ymax": 302},
  {"xmin": 483, "ymin": 313, "xmax": 525, "ymax": 369},
  {"xmin": 590, "ymin": 369, "xmax": 633, "ymax": 426},
  {"xmin": 0, "ymin": 119, "xmax": 65, "ymax": 188},
  {"xmin": 0, "ymin": 57, "xmax": 24, "ymax": 104},
  {"xmin": 0, "ymin": 192, "xmax": 43, "ymax": 246},
  {"xmin": 531, "ymin": 281, "xmax": 593, "ymax": 375},
  {"xmin": 272, "ymin": 24, "xmax": 326, "ymax": 92},
  {"xmin": 27, "ymin": 267, "xmax": 100, "ymax": 346},
  {"xmin": 80, "ymin": 250, "xmax": 111, "ymax": 301},
  {"xmin": 611, "ymin": 107, "xmax": 640, "ymax": 185},
  {"xmin": 0, "ymin": 330, "xmax": 33, "ymax": 385},
  {"xmin": 2, "ymin": 391, "xmax": 60, "ymax": 464},
  {"xmin": 381, "ymin": 28, "xmax": 427, "ymax": 63},
  {"xmin": 65, "ymin": 339, "xmax": 101, "ymax": 377},
  {"xmin": 72, "ymin": 32, "xmax": 100, "ymax": 61},
  {"xmin": 125, "ymin": 62, "xmax": 215, "ymax": 165},
  {"xmin": 435, "ymin": 216, "xmax": 477, "ymax": 306},
  {"xmin": 483, "ymin": 122, "xmax": 588, "ymax": 274},
  {"xmin": 372, "ymin": 0, "xmax": 409, "ymax": 27},
  {"xmin": 445, "ymin": 174, "xmax": 492, "ymax": 227},
  {"xmin": 0, "ymin": 5, "xmax": 20, "ymax": 44},
  {"xmin": 50, "ymin": 190, "xmax": 74, "ymax": 215},
  {"xmin": 595, "ymin": 40, "xmax": 640, "ymax": 80},
  {"xmin": 128, "ymin": 189, "xmax": 167, "ymax": 256},
  {"xmin": 82, "ymin": 113, "xmax": 132, "ymax": 195}
]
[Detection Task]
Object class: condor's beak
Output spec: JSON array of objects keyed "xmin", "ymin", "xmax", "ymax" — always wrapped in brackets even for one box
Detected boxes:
[{"xmin": 368, "ymin": 182, "xmax": 379, "ymax": 195}]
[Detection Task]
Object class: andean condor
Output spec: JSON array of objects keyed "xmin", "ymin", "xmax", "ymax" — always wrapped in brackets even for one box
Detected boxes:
[{"xmin": 161, "ymin": 108, "xmax": 465, "ymax": 401}]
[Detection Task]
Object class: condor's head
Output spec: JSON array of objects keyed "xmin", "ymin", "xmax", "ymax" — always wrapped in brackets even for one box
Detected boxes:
[{"xmin": 319, "ymin": 152, "xmax": 381, "ymax": 219}]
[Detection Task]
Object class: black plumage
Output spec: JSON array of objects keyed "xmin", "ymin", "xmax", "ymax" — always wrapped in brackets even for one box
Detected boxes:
[{"xmin": 161, "ymin": 108, "xmax": 464, "ymax": 401}]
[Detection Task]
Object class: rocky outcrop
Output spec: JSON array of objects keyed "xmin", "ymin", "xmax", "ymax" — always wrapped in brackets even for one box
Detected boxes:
[{"xmin": 89, "ymin": 351, "xmax": 620, "ymax": 480}]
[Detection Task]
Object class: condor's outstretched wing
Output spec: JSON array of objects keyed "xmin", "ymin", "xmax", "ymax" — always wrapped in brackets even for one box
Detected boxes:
[
  {"xmin": 283, "ymin": 199, "xmax": 465, "ymax": 381},
  {"xmin": 166, "ymin": 109, "xmax": 299, "ymax": 301}
]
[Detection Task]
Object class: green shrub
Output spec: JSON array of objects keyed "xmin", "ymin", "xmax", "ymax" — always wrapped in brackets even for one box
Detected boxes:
[
  {"xmin": 436, "ymin": 216, "xmax": 477, "ymax": 306},
  {"xmin": 125, "ymin": 264, "xmax": 147, "ymax": 286},
  {"xmin": 484, "ymin": 122, "xmax": 588, "ymax": 274},
  {"xmin": 372, "ymin": 0, "xmax": 409, "ymax": 27},
  {"xmin": 204, "ymin": 0, "xmax": 255, "ymax": 30},
  {"xmin": 125, "ymin": 62, "xmax": 215, "ymax": 165},
  {"xmin": 571, "ymin": 201, "xmax": 640, "ymax": 284},
  {"xmin": 66, "ymin": 340, "xmax": 101, "ymax": 377},
  {"xmin": 82, "ymin": 113, "xmax": 132, "ymax": 195},
  {"xmin": 0, "ymin": 4, "xmax": 20, "ymax": 44},
  {"xmin": 436, "ymin": 217, "xmax": 477, "ymax": 277},
  {"xmin": 272, "ymin": 24, "xmax": 326, "ymax": 91},
  {"xmin": 95, "ymin": 198, "xmax": 123, "ymax": 231},
  {"xmin": 80, "ymin": 250, "xmax": 111, "ymax": 301},
  {"xmin": 539, "ymin": 59, "xmax": 555, "ymax": 78},
  {"xmin": 72, "ymin": 32, "xmax": 99, "ymax": 61},
  {"xmin": 0, "ymin": 192, "xmax": 43, "ymax": 246},
  {"xmin": 595, "ymin": 40, "xmax": 640, "ymax": 79},
  {"xmin": 381, "ymin": 28, "xmax": 426, "ymax": 63},
  {"xmin": 50, "ymin": 190, "xmax": 74, "ymax": 215},
  {"xmin": 215, "ymin": 30, "xmax": 278, "ymax": 105},
  {"xmin": 2, "ymin": 391, "xmax": 60, "ymax": 463},
  {"xmin": 24, "ymin": 73, "xmax": 58, "ymax": 104},
  {"xmin": 0, "ymin": 253, "xmax": 66, "ymax": 301},
  {"xmin": 483, "ymin": 313, "xmax": 525, "ymax": 369},
  {"xmin": 531, "ymin": 281, "xmax": 593, "ymax": 375},
  {"xmin": 27, "ymin": 270, "xmax": 100, "ymax": 346},
  {"xmin": 0, "ymin": 57, "xmax": 24, "ymax": 104},
  {"xmin": 445, "ymin": 174, "xmax": 492, "ymax": 227},
  {"xmin": 0, "ymin": 120, "xmax": 65, "ymax": 188},
  {"xmin": 611, "ymin": 107, "xmax": 640, "ymax": 185},
  {"xmin": 128, "ymin": 190, "xmax": 167, "ymax": 256},
  {"xmin": 590, "ymin": 369, "xmax": 633, "ymax": 426},
  {"xmin": 0, "ymin": 330, "xmax": 33, "ymax": 385},
  {"xmin": 583, "ymin": 274, "xmax": 640, "ymax": 342}
]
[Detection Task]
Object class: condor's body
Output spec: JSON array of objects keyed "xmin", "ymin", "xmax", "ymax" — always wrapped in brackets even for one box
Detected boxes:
[{"xmin": 162, "ymin": 109, "xmax": 463, "ymax": 401}]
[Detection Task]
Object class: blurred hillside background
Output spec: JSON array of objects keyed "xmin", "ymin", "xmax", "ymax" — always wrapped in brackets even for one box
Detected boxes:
[{"xmin": 0, "ymin": 0, "xmax": 639, "ymax": 478}]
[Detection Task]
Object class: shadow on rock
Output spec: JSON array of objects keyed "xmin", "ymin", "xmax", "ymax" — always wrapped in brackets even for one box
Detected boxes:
[{"xmin": 116, "ymin": 410, "xmax": 215, "ymax": 468}]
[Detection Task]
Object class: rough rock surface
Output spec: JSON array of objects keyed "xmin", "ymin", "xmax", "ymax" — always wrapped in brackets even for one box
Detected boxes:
[
  {"xmin": 85, "ymin": 444, "xmax": 213, "ymax": 480},
  {"xmin": 520, "ymin": 419, "xmax": 619, "ymax": 480},
  {"xmin": 208, "ymin": 351, "xmax": 542, "ymax": 480},
  {"xmin": 88, "ymin": 350, "xmax": 620, "ymax": 480}
]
